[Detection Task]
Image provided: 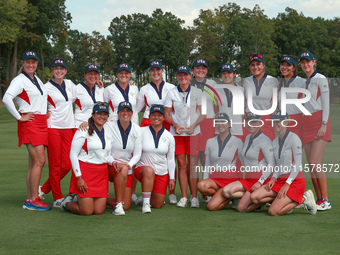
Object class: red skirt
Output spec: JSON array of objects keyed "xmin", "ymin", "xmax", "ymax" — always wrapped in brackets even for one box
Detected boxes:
[
  {"xmin": 70, "ymin": 161, "xmax": 109, "ymax": 198},
  {"xmin": 287, "ymin": 113, "xmax": 303, "ymax": 141},
  {"xmin": 135, "ymin": 166, "xmax": 169, "ymax": 195},
  {"xmin": 302, "ymin": 111, "xmax": 331, "ymax": 144},
  {"xmin": 17, "ymin": 114, "xmax": 48, "ymax": 147},
  {"xmin": 198, "ymin": 118, "xmax": 215, "ymax": 151},
  {"xmin": 211, "ymin": 178, "xmax": 241, "ymax": 188},
  {"xmin": 271, "ymin": 172, "xmax": 306, "ymax": 205},
  {"xmin": 239, "ymin": 172, "xmax": 270, "ymax": 193}
]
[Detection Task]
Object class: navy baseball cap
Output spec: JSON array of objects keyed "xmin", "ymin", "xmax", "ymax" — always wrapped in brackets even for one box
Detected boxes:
[
  {"xmin": 221, "ymin": 63, "xmax": 235, "ymax": 73},
  {"xmin": 176, "ymin": 65, "xmax": 191, "ymax": 74},
  {"xmin": 118, "ymin": 101, "xmax": 133, "ymax": 112},
  {"xmin": 117, "ymin": 63, "xmax": 131, "ymax": 73},
  {"xmin": 52, "ymin": 58, "xmax": 67, "ymax": 69},
  {"xmin": 215, "ymin": 112, "xmax": 230, "ymax": 121},
  {"xmin": 245, "ymin": 112, "xmax": 261, "ymax": 120},
  {"xmin": 85, "ymin": 64, "xmax": 100, "ymax": 74},
  {"xmin": 193, "ymin": 58, "xmax": 208, "ymax": 67},
  {"xmin": 22, "ymin": 51, "xmax": 38, "ymax": 61},
  {"xmin": 269, "ymin": 110, "xmax": 289, "ymax": 121},
  {"xmin": 249, "ymin": 54, "xmax": 264, "ymax": 63},
  {"xmin": 149, "ymin": 104, "xmax": 165, "ymax": 116},
  {"xmin": 299, "ymin": 52, "xmax": 315, "ymax": 61},
  {"xmin": 93, "ymin": 102, "xmax": 109, "ymax": 114},
  {"xmin": 280, "ymin": 55, "xmax": 296, "ymax": 66},
  {"xmin": 149, "ymin": 60, "xmax": 162, "ymax": 70}
]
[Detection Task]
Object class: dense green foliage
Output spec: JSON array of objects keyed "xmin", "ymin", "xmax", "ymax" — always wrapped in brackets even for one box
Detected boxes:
[{"xmin": 1, "ymin": 2, "xmax": 339, "ymax": 94}]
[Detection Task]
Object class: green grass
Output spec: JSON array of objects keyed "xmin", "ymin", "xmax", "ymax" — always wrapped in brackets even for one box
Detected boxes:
[{"xmin": 1, "ymin": 105, "xmax": 340, "ymax": 255}]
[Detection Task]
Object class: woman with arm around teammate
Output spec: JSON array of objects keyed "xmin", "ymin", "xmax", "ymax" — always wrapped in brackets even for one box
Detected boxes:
[
  {"xmin": 222, "ymin": 113, "xmax": 274, "ymax": 212},
  {"xmin": 250, "ymin": 110, "xmax": 317, "ymax": 216},
  {"xmin": 39, "ymin": 58, "xmax": 77, "ymax": 207},
  {"xmin": 103, "ymin": 63, "xmax": 139, "ymax": 124},
  {"xmin": 243, "ymin": 54, "xmax": 279, "ymax": 141},
  {"xmin": 299, "ymin": 52, "xmax": 332, "ymax": 210},
  {"xmin": 135, "ymin": 105, "xmax": 176, "ymax": 213},
  {"xmin": 164, "ymin": 65, "xmax": 206, "ymax": 208},
  {"xmin": 60, "ymin": 102, "xmax": 114, "ymax": 216},
  {"xmin": 3, "ymin": 51, "xmax": 51, "ymax": 210},
  {"xmin": 197, "ymin": 113, "xmax": 243, "ymax": 211}
]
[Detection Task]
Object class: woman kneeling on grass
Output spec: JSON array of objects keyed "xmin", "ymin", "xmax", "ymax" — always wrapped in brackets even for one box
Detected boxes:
[
  {"xmin": 60, "ymin": 102, "xmax": 114, "ymax": 216},
  {"xmin": 197, "ymin": 113, "xmax": 243, "ymax": 211},
  {"xmin": 250, "ymin": 110, "xmax": 317, "ymax": 216},
  {"xmin": 134, "ymin": 104, "xmax": 176, "ymax": 213}
]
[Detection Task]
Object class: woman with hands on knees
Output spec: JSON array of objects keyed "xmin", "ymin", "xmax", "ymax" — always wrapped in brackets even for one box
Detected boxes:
[
  {"xmin": 106, "ymin": 101, "xmax": 142, "ymax": 216},
  {"xmin": 134, "ymin": 104, "xmax": 175, "ymax": 213},
  {"xmin": 222, "ymin": 112, "xmax": 274, "ymax": 212},
  {"xmin": 197, "ymin": 113, "xmax": 243, "ymax": 211},
  {"xmin": 250, "ymin": 110, "xmax": 317, "ymax": 216},
  {"xmin": 60, "ymin": 102, "xmax": 114, "ymax": 216}
]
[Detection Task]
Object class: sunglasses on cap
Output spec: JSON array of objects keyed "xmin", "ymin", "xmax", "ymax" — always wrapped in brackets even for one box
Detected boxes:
[
  {"xmin": 249, "ymin": 54, "xmax": 263, "ymax": 62},
  {"xmin": 94, "ymin": 102, "xmax": 109, "ymax": 107}
]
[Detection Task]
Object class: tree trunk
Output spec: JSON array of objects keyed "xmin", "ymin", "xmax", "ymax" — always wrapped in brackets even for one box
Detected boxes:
[{"xmin": 9, "ymin": 41, "xmax": 18, "ymax": 82}]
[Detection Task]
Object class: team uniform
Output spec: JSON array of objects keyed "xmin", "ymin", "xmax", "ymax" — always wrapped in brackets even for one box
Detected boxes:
[
  {"xmin": 164, "ymin": 85, "xmax": 202, "ymax": 155},
  {"xmin": 73, "ymin": 82, "xmax": 104, "ymax": 128},
  {"xmin": 243, "ymin": 74, "xmax": 279, "ymax": 140},
  {"xmin": 40, "ymin": 79, "xmax": 77, "ymax": 201},
  {"xmin": 191, "ymin": 78, "xmax": 217, "ymax": 151},
  {"xmin": 302, "ymin": 72, "xmax": 331, "ymax": 144},
  {"xmin": 239, "ymin": 131, "xmax": 275, "ymax": 192},
  {"xmin": 103, "ymin": 82, "xmax": 139, "ymax": 124},
  {"xmin": 215, "ymin": 84, "xmax": 244, "ymax": 140},
  {"xmin": 136, "ymin": 81, "xmax": 175, "ymax": 130},
  {"xmin": 268, "ymin": 130, "xmax": 306, "ymax": 204},
  {"xmin": 3, "ymin": 71, "xmax": 48, "ymax": 146},
  {"xmin": 69, "ymin": 123, "xmax": 114, "ymax": 198},
  {"xmin": 204, "ymin": 135, "xmax": 243, "ymax": 187},
  {"xmin": 278, "ymin": 76, "xmax": 305, "ymax": 140},
  {"xmin": 135, "ymin": 126, "xmax": 176, "ymax": 195},
  {"xmin": 106, "ymin": 120, "xmax": 142, "ymax": 188}
]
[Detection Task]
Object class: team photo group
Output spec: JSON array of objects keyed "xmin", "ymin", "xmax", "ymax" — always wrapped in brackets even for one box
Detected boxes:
[{"xmin": 3, "ymin": 49, "xmax": 331, "ymax": 216}]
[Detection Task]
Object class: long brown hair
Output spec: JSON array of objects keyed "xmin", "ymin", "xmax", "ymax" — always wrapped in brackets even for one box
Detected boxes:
[{"xmin": 88, "ymin": 115, "xmax": 95, "ymax": 136}]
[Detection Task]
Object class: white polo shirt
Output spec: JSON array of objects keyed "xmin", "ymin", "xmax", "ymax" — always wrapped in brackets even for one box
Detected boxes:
[
  {"xmin": 74, "ymin": 82, "xmax": 104, "ymax": 128},
  {"xmin": 103, "ymin": 82, "xmax": 139, "ymax": 124},
  {"xmin": 45, "ymin": 79, "xmax": 76, "ymax": 129},
  {"xmin": 136, "ymin": 81, "xmax": 175, "ymax": 118},
  {"xmin": 136, "ymin": 126, "xmax": 176, "ymax": 179}
]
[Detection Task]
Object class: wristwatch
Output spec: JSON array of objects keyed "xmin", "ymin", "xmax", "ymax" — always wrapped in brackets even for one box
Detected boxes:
[{"xmin": 322, "ymin": 121, "xmax": 327, "ymax": 125}]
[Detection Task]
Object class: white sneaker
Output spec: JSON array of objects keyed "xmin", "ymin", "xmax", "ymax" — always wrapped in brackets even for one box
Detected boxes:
[
  {"xmin": 38, "ymin": 186, "xmax": 45, "ymax": 200},
  {"xmin": 295, "ymin": 203, "xmax": 304, "ymax": 209},
  {"xmin": 60, "ymin": 195, "xmax": 73, "ymax": 211},
  {"xmin": 176, "ymin": 197, "xmax": 188, "ymax": 207},
  {"xmin": 303, "ymin": 189, "xmax": 317, "ymax": 215},
  {"xmin": 72, "ymin": 194, "xmax": 78, "ymax": 202},
  {"xmin": 53, "ymin": 198, "xmax": 64, "ymax": 208},
  {"xmin": 205, "ymin": 196, "xmax": 212, "ymax": 204},
  {"xmin": 135, "ymin": 196, "xmax": 143, "ymax": 206},
  {"xmin": 232, "ymin": 199, "xmax": 240, "ymax": 209},
  {"xmin": 142, "ymin": 203, "xmax": 152, "ymax": 213},
  {"xmin": 113, "ymin": 202, "xmax": 125, "ymax": 216},
  {"xmin": 131, "ymin": 193, "xmax": 138, "ymax": 203},
  {"xmin": 169, "ymin": 194, "xmax": 178, "ymax": 205},
  {"xmin": 191, "ymin": 197, "xmax": 200, "ymax": 208}
]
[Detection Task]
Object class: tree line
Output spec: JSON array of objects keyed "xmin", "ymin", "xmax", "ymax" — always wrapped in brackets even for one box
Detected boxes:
[{"xmin": 1, "ymin": 1, "xmax": 339, "ymax": 98}]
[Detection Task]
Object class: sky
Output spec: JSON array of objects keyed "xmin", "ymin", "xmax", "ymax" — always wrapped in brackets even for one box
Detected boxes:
[{"xmin": 65, "ymin": 0, "xmax": 340, "ymax": 36}]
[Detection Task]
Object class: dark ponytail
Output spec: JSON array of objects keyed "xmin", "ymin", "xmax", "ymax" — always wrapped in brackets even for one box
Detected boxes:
[{"xmin": 88, "ymin": 116, "xmax": 94, "ymax": 136}]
